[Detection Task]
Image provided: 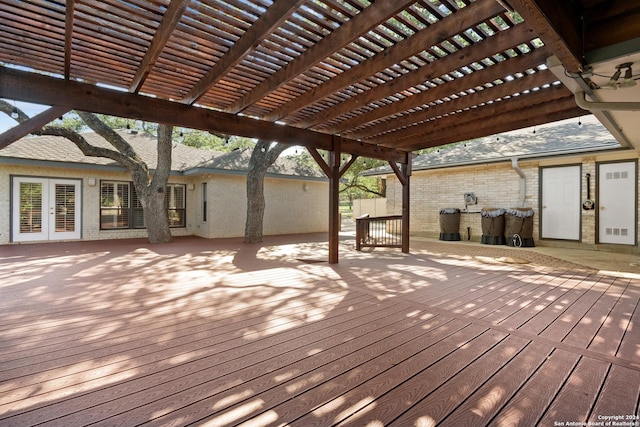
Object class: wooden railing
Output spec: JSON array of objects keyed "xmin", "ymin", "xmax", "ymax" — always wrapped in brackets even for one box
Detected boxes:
[{"xmin": 355, "ymin": 214, "xmax": 404, "ymax": 251}]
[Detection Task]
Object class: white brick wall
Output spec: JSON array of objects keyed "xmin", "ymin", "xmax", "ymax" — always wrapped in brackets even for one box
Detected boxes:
[
  {"xmin": 384, "ymin": 152, "xmax": 640, "ymax": 249},
  {"xmin": 1, "ymin": 165, "xmax": 328, "ymax": 244},
  {"xmin": 203, "ymin": 174, "xmax": 328, "ymax": 238}
]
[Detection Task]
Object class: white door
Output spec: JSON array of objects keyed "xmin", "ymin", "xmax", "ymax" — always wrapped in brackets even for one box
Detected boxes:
[
  {"xmin": 599, "ymin": 162, "xmax": 636, "ymax": 245},
  {"xmin": 541, "ymin": 165, "xmax": 581, "ymax": 240},
  {"xmin": 12, "ymin": 177, "xmax": 82, "ymax": 242}
]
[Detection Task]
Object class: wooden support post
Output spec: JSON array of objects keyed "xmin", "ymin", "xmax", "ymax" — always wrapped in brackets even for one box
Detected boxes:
[
  {"xmin": 401, "ymin": 158, "xmax": 411, "ymax": 254},
  {"xmin": 389, "ymin": 153, "xmax": 411, "ymax": 254},
  {"xmin": 328, "ymin": 138, "xmax": 341, "ymax": 264}
]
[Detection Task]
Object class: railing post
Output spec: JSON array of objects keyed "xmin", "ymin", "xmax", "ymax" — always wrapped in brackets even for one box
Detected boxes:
[{"xmin": 355, "ymin": 213, "xmax": 369, "ymax": 251}]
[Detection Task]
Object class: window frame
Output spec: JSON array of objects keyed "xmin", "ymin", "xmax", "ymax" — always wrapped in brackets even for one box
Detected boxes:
[{"xmin": 100, "ymin": 180, "xmax": 187, "ymax": 230}]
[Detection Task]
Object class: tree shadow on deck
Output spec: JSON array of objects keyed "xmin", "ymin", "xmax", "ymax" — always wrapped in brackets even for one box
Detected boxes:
[{"xmin": 0, "ymin": 236, "xmax": 638, "ymax": 426}]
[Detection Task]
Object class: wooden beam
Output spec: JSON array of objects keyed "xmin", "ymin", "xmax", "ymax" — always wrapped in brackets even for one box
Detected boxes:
[
  {"xmin": 0, "ymin": 66, "xmax": 408, "ymax": 163},
  {"xmin": 509, "ymin": 0, "xmax": 583, "ymax": 73},
  {"xmin": 129, "ymin": 0, "xmax": 190, "ymax": 93},
  {"xmin": 0, "ymin": 106, "xmax": 71, "ymax": 149},
  {"xmin": 363, "ymin": 68, "xmax": 558, "ymax": 145},
  {"xmin": 64, "ymin": 0, "xmax": 75, "ymax": 79},
  {"xmin": 224, "ymin": 0, "xmax": 417, "ymax": 114},
  {"xmin": 341, "ymin": 46, "xmax": 551, "ymax": 140},
  {"xmin": 303, "ymin": 23, "xmax": 538, "ymax": 131},
  {"xmin": 307, "ymin": 147, "xmax": 331, "ymax": 176},
  {"xmin": 398, "ymin": 96, "xmax": 583, "ymax": 151},
  {"xmin": 339, "ymin": 154, "xmax": 359, "ymax": 179},
  {"xmin": 388, "ymin": 161, "xmax": 406, "ymax": 187},
  {"xmin": 386, "ymin": 83, "xmax": 571, "ymax": 148},
  {"xmin": 584, "ymin": 1, "xmax": 640, "ymax": 52},
  {"xmin": 261, "ymin": 0, "xmax": 505, "ymax": 122},
  {"xmin": 182, "ymin": 0, "xmax": 306, "ymax": 105}
]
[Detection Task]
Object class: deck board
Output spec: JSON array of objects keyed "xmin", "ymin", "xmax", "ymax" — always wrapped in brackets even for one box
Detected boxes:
[
  {"xmin": 338, "ymin": 334, "xmax": 529, "ymax": 426},
  {"xmin": 490, "ymin": 349, "xmax": 583, "ymax": 426},
  {"xmin": 431, "ymin": 340, "xmax": 555, "ymax": 426},
  {"xmin": 0, "ymin": 236, "xmax": 638, "ymax": 426}
]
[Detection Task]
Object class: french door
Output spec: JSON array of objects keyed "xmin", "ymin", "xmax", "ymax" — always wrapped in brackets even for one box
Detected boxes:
[{"xmin": 12, "ymin": 177, "xmax": 82, "ymax": 242}]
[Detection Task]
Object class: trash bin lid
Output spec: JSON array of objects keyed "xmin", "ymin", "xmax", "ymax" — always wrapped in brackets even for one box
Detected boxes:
[
  {"xmin": 505, "ymin": 208, "xmax": 534, "ymax": 218},
  {"xmin": 440, "ymin": 208, "xmax": 460, "ymax": 214},
  {"xmin": 481, "ymin": 208, "xmax": 505, "ymax": 218}
]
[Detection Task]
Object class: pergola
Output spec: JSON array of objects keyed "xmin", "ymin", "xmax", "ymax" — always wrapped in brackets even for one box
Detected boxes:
[{"xmin": 1, "ymin": 0, "xmax": 639, "ymax": 262}]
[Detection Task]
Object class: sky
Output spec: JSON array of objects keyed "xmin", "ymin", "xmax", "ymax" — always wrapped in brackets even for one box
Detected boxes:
[{"xmin": 0, "ymin": 99, "xmax": 48, "ymax": 132}]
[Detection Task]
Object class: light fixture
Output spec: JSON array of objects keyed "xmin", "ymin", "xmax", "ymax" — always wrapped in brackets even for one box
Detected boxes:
[
  {"xmin": 600, "ymin": 62, "xmax": 635, "ymax": 90},
  {"xmin": 619, "ymin": 64, "xmax": 637, "ymax": 88},
  {"xmin": 600, "ymin": 69, "xmax": 621, "ymax": 90},
  {"xmin": 11, "ymin": 106, "xmax": 19, "ymax": 119}
]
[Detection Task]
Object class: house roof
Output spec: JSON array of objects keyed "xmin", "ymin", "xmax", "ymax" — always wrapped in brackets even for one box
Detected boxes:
[
  {"xmin": 364, "ymin": 114, "xmax": 624, "ymax": 176},
  {"xmin": 188, "ymin": 147, "xmax": 326, "ymax": 179},
  {"xmin": 0, "ymin": 129, "xmax": 325, "ymax": 180}
]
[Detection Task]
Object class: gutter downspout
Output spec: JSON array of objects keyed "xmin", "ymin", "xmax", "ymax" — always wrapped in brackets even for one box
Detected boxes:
[
  {"xmin": 575, "ymin": 91, "xmax": 640, "ymax": 111},
  {"xmin": 511, "ymin": 157, "xmax": 526, "ymax": 208}
]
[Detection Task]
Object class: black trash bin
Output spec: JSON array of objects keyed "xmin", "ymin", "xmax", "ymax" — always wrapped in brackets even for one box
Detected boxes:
[
  {"xmin": 439, "ymin": 208, "xmax": 460, "ymax": 241},
  {"xmin": 481, "ymin": 208, "xmax": 506, "ymax": 245},
  {"xmin": 504, "ymin": 208, "xmax": 535, "ymax": 247}
]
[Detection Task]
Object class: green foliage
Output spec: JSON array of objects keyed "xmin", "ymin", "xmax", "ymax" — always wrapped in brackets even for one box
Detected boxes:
[
  {"xmin": 176, "ymin": 129, "xmax": 255, "ymax": 152},
  {"xmin": 53, "ymin": 112, "xmax": 258, "ymax": 153},
  {"xmin": 57, "ymin": 114, "xmax": 84, "ymax": 131},
  {"xmin": 340, "ymin": 156, "xmax": 386, "ymax": 204}
]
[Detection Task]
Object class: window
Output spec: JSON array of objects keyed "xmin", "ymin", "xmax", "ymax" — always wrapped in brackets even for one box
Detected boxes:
[
  {"xmin": 100, "ymin": 181, "xmax": 186, "ymax": 229},
  {"xmin": 201, "ymin": 182, "xmax": 207, "ymax": 222},
  {"xmin": 100, "ymin": 182, "xmax": 130, "ymax": 229},
  {"xmin": 166, "ymin": 184, "xmax": 186, "ymax": 227}
]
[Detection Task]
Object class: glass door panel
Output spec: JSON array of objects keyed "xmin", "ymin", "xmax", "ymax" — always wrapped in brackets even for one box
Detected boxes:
[{"xmin": 12, "ymin": 177, "xmax": 81, "ymax": 242}]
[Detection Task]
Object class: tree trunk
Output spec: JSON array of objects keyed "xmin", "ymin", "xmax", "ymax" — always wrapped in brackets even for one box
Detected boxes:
[
  {"xmin": 74, "ymin": 113, "xmax": 174, "ymax": 243},
  {"xmin": 136, "ymin": 183, "xmax": 172, "ymax": 243},
  {"xmin": 244, "ymin": 140, "xmax": 287, "ymax": 243},
  {"xmin": 135, "ymin": 123, "xmax": 173, "ymax": 243}
]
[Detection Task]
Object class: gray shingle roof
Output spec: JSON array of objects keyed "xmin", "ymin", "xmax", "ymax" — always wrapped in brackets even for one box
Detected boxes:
[
  {"xmin": 195, "ymin": 147, "xmax": 325, "ymax": 178},
  {"xmin": 0, "ymin": 129, "xmax": 324, "ymax": 179},
  {"xmin": 364, "ymin": 115, "xmax": 623, "ymax": 176}
]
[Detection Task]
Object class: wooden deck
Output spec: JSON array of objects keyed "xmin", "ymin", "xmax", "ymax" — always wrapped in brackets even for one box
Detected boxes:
[{"xmin": 1, "ymin": 235, "xmax": 638, "ymax": 427}]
